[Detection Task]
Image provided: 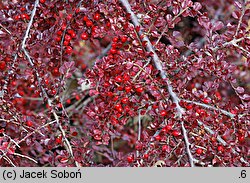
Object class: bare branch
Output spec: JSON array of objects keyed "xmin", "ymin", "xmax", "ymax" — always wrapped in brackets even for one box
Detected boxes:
[
  {"xmin": 234, "ymin": 2, "xmax": 246, "ymax": 39},
  {"xmin": 136, "ymin": 109, "xmax": 142, "ymax": 158},
  {"xmin": 119, "ymin": 0, "xmax": 185, "ymax": 117},
  {"xmin": 21, "ymin": 0, "xmax": 39, "ymax": 55},
  {"xmin": 181, "ymin": 121, "xmax": 195, "ymax": 167},
  {"xmin": 182, "ymin": 99, "xmax": 235, "ymax": 118},
  {"xmin": 13, "ymin": 152, "xmax": 38, "ymax": 164},
  {"xmin": 3, "ymin": 155, "xmax": 16, "ymax": 167},
  {"xmin": 0, "ymin": 23, "xmax": 11, "ymax": 35}
]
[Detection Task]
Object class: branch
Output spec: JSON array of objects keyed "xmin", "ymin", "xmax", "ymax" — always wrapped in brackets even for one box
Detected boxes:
[
  {"xmin": 0, "ymin": 23, "xmax": 11, "ymax": 35},
  {"xmin": 136, "ymin": 109, "xmax": 142, "ymax": 158},
  {"xmin": 181, "ymin": 121, "xmax": 195, "ymax": 167},
  {"xmin": 21, "ymin": 0, "xmax": 39, "ymax": 59},
  {"xmin": 197, "ymin": 120, "xmax": 249, "ymax": 166},
  {"xmin": 119, "ymin": 0, "xmax": 185, "ymax": 117},
  {"xmin": 182, "ymin": 99, "xmax": 235, "ymax": 118},
  {"xmin": 13, "ymin": 152, "xmax": 38, "ymax": 164},
  {"xmin": 234, "ymin": 2, "xmax": 246, "ymax": 39},
  {"xmin": 20, "ymin": 0, "xmax": 80, "ymax": 167}
]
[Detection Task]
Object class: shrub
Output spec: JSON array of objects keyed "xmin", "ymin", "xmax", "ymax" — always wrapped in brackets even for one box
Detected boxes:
[{"xmin": 0, "ymin": 0, "xmax": 249, "ymax": 167}]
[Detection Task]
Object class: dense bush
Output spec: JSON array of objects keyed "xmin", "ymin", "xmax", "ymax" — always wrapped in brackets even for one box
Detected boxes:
[{"xmin": 0, "ymin": 0, "xmax": 249, "ymax": 167}]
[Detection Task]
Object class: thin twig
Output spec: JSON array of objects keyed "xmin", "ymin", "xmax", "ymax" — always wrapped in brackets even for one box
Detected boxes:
[
  {"xmin": 181, "ymin": 121, "xmax": 195, "ymax": 167},
  {"xmin": 136, "ymin": 109, "xmax": 142, "ymax": 158},
  {"xmin": 182, "ymin": 99, "xmax": 235, "ymax": 118},
  {"xmin": 234, "ymin": 2, "xmax": 246, "ymax": 39},
  {"xmin": 3, "ymin": 155, "xmax": 16, "ymax": 167},
  {"xmin": 13, "ymin": 152, "xmax": 38, "ymax": 164},
  {"xmin": 0, "ymin": 23, "xmax": 11, "ymax": 35}
]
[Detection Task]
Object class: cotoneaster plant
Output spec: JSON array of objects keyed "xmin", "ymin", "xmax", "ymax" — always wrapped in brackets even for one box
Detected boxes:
[{"xmin": 0, "ymin": 0, "xmax": 249, "ymax": 167}]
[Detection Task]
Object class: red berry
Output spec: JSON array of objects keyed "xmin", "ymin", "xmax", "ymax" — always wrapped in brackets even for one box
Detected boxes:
[
  {"xmin": 113, "ymin": 37, "xmax": 119, "ymax": 42},
  {"xmin": 58, "ymin": 103, "xmax": 63, "ymax": 108},
  {"xmin": 124, "ymin": 106, "xmax": 130, "ymax": 113},
  {"xmin": 56, "ymin": 136, "xmax": 62, "ymax": 144},
  {"xmin": 57, "ymin": 30, "xmax": 62, "ymax": 36},
  {"xmin": 83, "ymin": 15, "xmax": 88, "ymax": 21},
  {"xmin": 111, "ymin": 117, "xmax": 118, "ymax": 125},
  {"xmin": 114, "ymin": 103, "xmax": 122, "ymax": 113},
  {"xmin": 135, "ymin": 86, "xmax": 143, "ymax": 93},
  {"xmin": 110, "ymin": 48, "xmax": 117, "ymax": 54},
  {"xmin": 135, "ymin": 143, "xmax": 142, "ymax": 151},
  {"xmin": 21, "ymin": 14, "xmax": 29, "ymax": 20},
  {"xmin": 40, "ymin": 0, "xmax": 46, "ymax": 3},
  {"xmin": 127, "ymin": 156, "xmax": 134, "ymax": 163},
  {"xmin": 44, "ymin": 79, "xmax": 49, "ymax": 85},
  {"xmin": 215, "ymin": 91, "xmax": 222, "ymax": 100},
  {"xmin": 112, "ymin": 43, "xmax": 118, "ymax": 48},
  {"xmin": 115, "ymin": 75, "xmax": 122, "ymax": 82},
  {"xmin": 186, "ymin": 104, "xmax": 193, "ymax": 110},
  {"xmin": 125, "ymin": 86, "xmax": 132, "ymax": 93},
  {"xmin": 81, "ymin": 32, "xmax": 88, "ymax": 40},
  {"xmin": 55, "ymin": 36, "xmax": 61, "ymax": 42},
  {"xmin": 172, "ymin": 130, "xmax": 180, "ymax": 137},
  {"xmin": 51, "ymin": 89, "xmax": 57, "ymax": 95},
  {"xmin": 92, "ymin": 26, "xmax": 98, "ymax": 33},
  {"xmin": 0, "ymin": 61, "xmax": 6, "ymax": 70},
  {"xmin": 52, "ymin": 67, "xmax": 60, "ymax": 77},
  {"xmin": 162, "ymin": 145, "xmax": 169, "ymax": 152},
  {"xmin": 75, "ymin": 95, "xmax": 80, "ymax": 100},
  {"xmin": 123, "ymin": 74, "xmax": 130, "ymax": 81},
  {"xmin": 143, "ymin": 154, "xmax": 149, "ymax": 159},
  {"xmin": 196, "ymin": 148, "xmax": 203, "ymax": 155},
  {"xmin": 65, "ymin": 46, "xmax": 73, "ymax": 54},
  {"xmin": 121, "ymin": 97, "xmax": 129, "ymax": 104},
  {"xmin": 113, "ymin": 96, "xmax": 119, "ymax": 101},
  {"xmin": 94, "ymin": 12, "xmax": 100, "ymax": 21},
  {"xmin": 155, "ymin": 135, "xmax": 161, "ymax": 141},
  {"xmin": 86, "ymin": 20, "xmax": 93, "ymax": 27},
  {"xmin": 203, "ymin": 98, "xmax": 211, "ymax": 104},
  {"xmin": 81, "ymin": 63, "xmax": 87, "ymax": 70},
  {"xmin": 106, "ymin": 21, "xmax": 111, "ymax": 27},
  {"xmin": 121, "ymin": 36, "xmax": 128, "ymax": 43},
  {"xmin": 230, "ymin": 109, "xmax": 237, "ymax": 115},
  {"xmin": 13, "ymin": 15, "xmax": 20, "ymax": 21},
  {"xmin": 67, "ymin": 14, "xmax": 73, "ymax": 20},
  {"xmin": 68, "ymin": 29, "xmax": 76, "ymax": 38},
  {"xmin": 21, "ymin": 14, "xmax": 26, "ymax": 19},
  {"xmin": 217, "ymin": 145, "xmax": 224, "ymax": 152},
  {"xmin": 163, "ymin": 124, "xmax": 172, "ymax": 131},
  {"xmin": 238, "ymin": 136, "xmax": 245, "ymax": 142},
  {"xmin": 63, "ymin": 40, "xmax": 69, "ymax": 46},
  {"xmin": 71, "ymin": 32, "xmax": 76, "ymax": 38},
  {"xmin": 66, "ymin": 99, "xmax": 71, "ymax": 104},
  {"xmin": 26, "ymin": 121, "xmax": 33, "ymax": 127},
  {"xmin": 160, "ymin": 110, "xmax": 167, "ymax": 117},
  {"xmin": 61, "ymin": 23, "xmax": 67, "ymax": 30},
  {"xmin": 64, "ymin": 34, "xmax": 71, "ymax": 41},
  {"xmin": 20, "ymin": 7, "xmax": 25, "ymax": 12},
  {"xmin": 117, "ymin": 86, "xmax": 123, "ymax": 91}
]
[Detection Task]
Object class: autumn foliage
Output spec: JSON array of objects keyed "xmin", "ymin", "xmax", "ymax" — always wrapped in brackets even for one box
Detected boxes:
[{"xmin": 0, "ymin": 0, "xmax": 249, "ymax": 167}]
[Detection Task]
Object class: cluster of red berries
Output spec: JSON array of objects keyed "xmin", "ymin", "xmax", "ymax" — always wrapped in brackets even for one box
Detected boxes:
[
  {"xmin": 110, "ymin": 36, "xmax": 128, "ymax": 55},
  {"xmin": 13, "ymin": 6, "xmax": 29, "ymax": 21}
]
